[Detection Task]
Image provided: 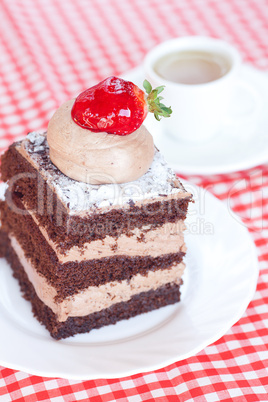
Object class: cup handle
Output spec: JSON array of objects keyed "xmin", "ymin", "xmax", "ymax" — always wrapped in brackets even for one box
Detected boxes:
[{"xmin": 224, "ymin": 80, "xmax": 261, "ymax": 128}]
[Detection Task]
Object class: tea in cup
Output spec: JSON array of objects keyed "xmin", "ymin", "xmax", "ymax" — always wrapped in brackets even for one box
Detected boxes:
[{"xmin": 144, "ymin": 36, "xmax": 242, "ymax": 142}]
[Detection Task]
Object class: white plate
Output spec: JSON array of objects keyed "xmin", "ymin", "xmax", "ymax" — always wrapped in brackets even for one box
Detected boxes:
[
  {"xmin": 122, "ymin": 65, "xmax": 268, "ymax": 175},
  {"xmin": 0, "ymin": 184, "xmax": 259, "ymax": 380}
]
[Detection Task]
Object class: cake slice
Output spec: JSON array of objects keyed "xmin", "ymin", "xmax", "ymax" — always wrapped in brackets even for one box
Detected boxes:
[{"xmin": 0, "ymin": 77, "xmax": 192, "ymax": 339}]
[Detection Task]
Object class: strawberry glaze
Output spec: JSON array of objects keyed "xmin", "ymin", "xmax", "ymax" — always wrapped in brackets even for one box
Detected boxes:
[{"xmin": 71, "ymin": 76, "xmax": 147, "ymax": 135}]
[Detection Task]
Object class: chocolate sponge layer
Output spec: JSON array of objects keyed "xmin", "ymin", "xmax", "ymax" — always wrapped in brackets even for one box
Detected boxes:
[
  {"xmin": 1, "ymin": 200, "xmax": 185, "ymax": 300},
  {"xmin": 2, "ymin": 229, "xmax": 182, "ymax": 340},
  {"xmin": 1, "ymin": 142, "xmax": 191, "ymax": 250}
]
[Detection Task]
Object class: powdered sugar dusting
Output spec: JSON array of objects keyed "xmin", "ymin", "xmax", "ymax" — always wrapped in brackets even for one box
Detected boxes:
[
  {"xmin": 0, "ymin": 182, "xmax": 8, "ymax": 201},
  {"xmin": 22, "ymin": 132, "xmax": 187, "ymax": 214}
]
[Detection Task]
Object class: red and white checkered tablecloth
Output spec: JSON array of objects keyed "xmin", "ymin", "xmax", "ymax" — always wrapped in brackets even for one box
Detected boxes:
[{"xmin": 0, "ymin": 0, "xmax": 268, "ymax": 400}]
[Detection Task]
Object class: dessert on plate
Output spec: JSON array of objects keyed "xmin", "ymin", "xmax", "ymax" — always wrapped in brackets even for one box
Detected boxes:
[{"xmin": 0, "ymin": 77, "xmax": 192, "ymax": 339}]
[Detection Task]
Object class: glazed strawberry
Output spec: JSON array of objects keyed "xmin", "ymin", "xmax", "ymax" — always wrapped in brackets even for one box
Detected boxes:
[{"xmin": 71, "ymin": 76, "xmax": 172, "ymax": 135}]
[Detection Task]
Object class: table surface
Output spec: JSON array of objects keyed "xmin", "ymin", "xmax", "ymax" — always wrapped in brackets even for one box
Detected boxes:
[{"xmin": 0, "ymin": 0, "xmax": 268, "ymax": 400}]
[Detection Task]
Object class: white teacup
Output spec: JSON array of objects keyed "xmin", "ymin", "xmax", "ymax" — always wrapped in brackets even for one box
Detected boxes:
[{"xmin": 144, "ymin": 36, "xmax": 243, "ymax": 143}]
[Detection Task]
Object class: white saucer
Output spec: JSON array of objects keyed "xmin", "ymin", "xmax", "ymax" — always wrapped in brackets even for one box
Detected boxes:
[
  {"xmin": 0, "ymin": 184, "xmax": 259, "ymax": 380},
  {"xmin": 122, "ymin": 65, "xmax": 268, "ymax": 175}
]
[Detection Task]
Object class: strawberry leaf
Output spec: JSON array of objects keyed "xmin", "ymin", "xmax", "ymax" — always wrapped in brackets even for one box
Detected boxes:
[
  {"xmin": 155, "ymin": 86, "xmax": 165, "ymax": 95},
  {"xmin": 143, "ymin": 80, "xmax": 152, "ymax": 94},
  {"xmin": 143, "ymin": 80, "xmax": 172, "ymax": 121}
]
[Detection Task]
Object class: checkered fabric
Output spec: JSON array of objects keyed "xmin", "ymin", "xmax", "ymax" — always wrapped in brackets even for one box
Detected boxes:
[{"xmin": 0, "ymin": 0, "xmax": 268, "ymax": 400}]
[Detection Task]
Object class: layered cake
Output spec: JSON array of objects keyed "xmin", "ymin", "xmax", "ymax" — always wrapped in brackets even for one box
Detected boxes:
[{"xmin": 0, "ymin": 77, "xmax": 192, "ymax": 339}]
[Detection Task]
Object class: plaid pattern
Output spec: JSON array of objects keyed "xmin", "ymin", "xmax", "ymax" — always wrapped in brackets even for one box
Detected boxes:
[{"xmin": 0, "ymin": 0, "xmax": 268, "ymax": 400}]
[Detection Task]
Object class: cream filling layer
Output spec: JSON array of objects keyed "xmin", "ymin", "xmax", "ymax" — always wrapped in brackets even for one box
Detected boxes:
[
  {"xmin": 25, "ymin": 206, "xmax": 186, "ymax": 262},
  {"xmin": 10, "ymin": 235, "xmax": 185, "ymax": 322}
]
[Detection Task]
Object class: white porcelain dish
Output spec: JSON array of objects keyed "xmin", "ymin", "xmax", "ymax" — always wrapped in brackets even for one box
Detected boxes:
[
  {"xmin": 122, "ymin": 65, "xmax": 268, "ymax": 175},
  {"xmin": 0, "ymin": 184, "xmax": 259, "ymax": 380}
]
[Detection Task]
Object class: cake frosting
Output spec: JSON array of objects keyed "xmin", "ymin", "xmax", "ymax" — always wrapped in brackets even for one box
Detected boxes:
[
  {"xmin": 16, "ymin": 132, "xmax": 190, "ymax": 214},
  {"xmin": 47, "ymin": 99, "xmax": 155, "ymax": 184}
]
